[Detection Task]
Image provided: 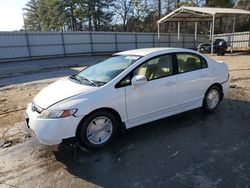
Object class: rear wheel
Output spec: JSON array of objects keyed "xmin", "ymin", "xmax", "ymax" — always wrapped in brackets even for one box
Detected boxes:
[
  {"xmin": 202, "ymin": 86, "xmax": 221, "ymax": 112},
  {"xmin": 78, "ymin": 111, "xmax": 118, "ymax": 149},
  {"xmin": 199, "ymin": 46, "xmax": 206, "ymax": 53}
]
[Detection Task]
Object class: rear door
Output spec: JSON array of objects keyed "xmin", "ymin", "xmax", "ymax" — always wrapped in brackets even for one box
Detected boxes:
[{"xmin": 175, "ymin": 52, "xmax": 211, "ymax": 108}]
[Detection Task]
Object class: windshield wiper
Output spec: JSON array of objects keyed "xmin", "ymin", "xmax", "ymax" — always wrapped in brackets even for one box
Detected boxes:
[
  {"xmin": 69, "ymin": 74, "xmax": 81, "ymax": 83},
  {"xmin": 78, "ymin": 76, "xmax": 98, "ymax": 87},
  {"xmin": 70, "ymin": 74, "xmax": 99, "ymax": 87}
]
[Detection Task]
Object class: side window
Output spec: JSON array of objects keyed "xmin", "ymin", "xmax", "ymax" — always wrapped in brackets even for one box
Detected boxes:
[
  {"xmin": 177, "ymin": 53, "xmax": 207, "ymax": 73},
  {"xmin": 133, "ymin": 54, "xmax": 173, "ymax": 81},
  {"xmin": 119, "ymin": 74, "xmax": 131, "ymax": 86}
]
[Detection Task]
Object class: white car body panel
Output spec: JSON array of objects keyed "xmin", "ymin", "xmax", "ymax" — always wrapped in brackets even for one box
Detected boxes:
[
  {"xmin": 34, "ymin": 77, "xmax": 98, "ymax": 109},
  {"xmin": 125, "ymin": 75, "xmax": 177, "ymax": 126},
  {"xmin": 26, "ymin": 103, "xmax": 82, "ymax": 144},
  {"xmin": 177, "ymin": 68, "xmax": 212, "ymax": 109},
  {"xmin": 25, "ymin": 48, "xmax": 229, "ymax": 145}
]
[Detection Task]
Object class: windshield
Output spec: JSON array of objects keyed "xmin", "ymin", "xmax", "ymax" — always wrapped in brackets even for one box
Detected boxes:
[{"xmin": 72, "ymin": 55, "xmax": 140, "ymax": 86}]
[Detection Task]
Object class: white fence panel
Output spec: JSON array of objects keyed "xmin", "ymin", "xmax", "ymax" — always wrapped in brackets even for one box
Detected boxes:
[
  {"xmin": 117, "ymin": 43, "xmax": 136, "ymax": 51},
  {"xmin": 137, "ymin": 34, "xmax": 154, "ymax": 43},
  {"xmin": 28, "ymin": 32, "xmax": 62, "ymax": 45},
  {"xmin": 215, "ymin": 31, "xmax": 250, "ymax": 49},
  {"xmin": 117, "ymin": 34, "xmax": 136, "ymax": 43},
  {"xmin": 65, "ymin": 44, "xmax": 92, "ymax": 54},
  {"xmin": 93, "ymin": 43, "xmax": 116, "ymax": 52},
  {"xmin": 137, "ymin": 43, "xmax": 154, "ymax": 48},
  {"xmin": 0, "ymin": 31, "xmax": 209, "ymax": 62},
  {"xmin": 0, "ymin": 47, "xmax": 29, "ymax": 59},
  {"xmin": 64, "ymin": 32, "xmax": 91, "ymax": 44},
  {"xmin": 0, "ymin": 33, "xmax": 28, "ymax": 46},
  {"xmin": 30, "ymin": 46, "xmax": 64, "ymax": 56},
  {"xmin": 92, "ymin": 33, "xmax": 116, "ymax": 43}
]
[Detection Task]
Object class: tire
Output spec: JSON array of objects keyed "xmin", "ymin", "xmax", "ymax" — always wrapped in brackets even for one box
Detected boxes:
[
  {"xmin": 202, "ymin": 86, "xmax": 221, "ymax": 112},
  {"xmin": 78, "ymin": 111, "xmax": 118, "ymax": 149},
  {"xmin": 198, "ymin": 45, "xmax": 206, "ymax": 53},
  {"xmin": 200, "ymin": 47, "xmax": 206, "ymax": 53}
]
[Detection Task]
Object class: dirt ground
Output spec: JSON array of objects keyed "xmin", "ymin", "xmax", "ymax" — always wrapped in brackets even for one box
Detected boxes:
[
  {"xmin": 0, "ymin": 53, "xmax": 250, "ymax": 188},
  {"xmin": 1, "ymin": 54, "xmax": 249, "ymax": 142}
]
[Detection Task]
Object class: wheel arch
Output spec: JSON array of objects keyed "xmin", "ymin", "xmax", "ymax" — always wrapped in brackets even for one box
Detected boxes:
[
  {"xmin": 75, "ymin": 107, "xmax": 124, "ymax": 138},
  {"xmin": 206, "ymin": 83, "xmax": 223, "ymax": 101}
]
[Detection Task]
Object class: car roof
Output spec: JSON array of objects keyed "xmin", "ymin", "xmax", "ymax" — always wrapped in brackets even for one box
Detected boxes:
[{"xmin": 114, "ymin": 47, "xmax": 197, "ymax": 57}]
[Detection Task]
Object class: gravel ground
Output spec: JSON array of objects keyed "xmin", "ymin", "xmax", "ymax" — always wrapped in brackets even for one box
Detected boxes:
[{"xmin": 0, "ymin": 53, "xmax": 250, "ymax": 188}]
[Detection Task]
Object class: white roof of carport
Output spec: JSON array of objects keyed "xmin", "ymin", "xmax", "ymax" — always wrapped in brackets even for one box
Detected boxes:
[
  {"xmin": 157, "ymin": 6, "xmax": 250, "ymax": 55},
  {"xmin": 158, "ymin": 6, "xmax": 250, "ymax": 23}
]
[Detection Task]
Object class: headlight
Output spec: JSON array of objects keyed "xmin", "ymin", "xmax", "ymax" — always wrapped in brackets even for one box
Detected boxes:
[{"xmin": 38, "ymin": 109, "xmax": 78, "ymax": 119}]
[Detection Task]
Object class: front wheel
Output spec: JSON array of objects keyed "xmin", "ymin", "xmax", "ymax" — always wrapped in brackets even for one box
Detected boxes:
[
  {"xmin": 202, "ymin": 86, "xmax": 221, "ymax": 112},
  {"xmin": 78, "ymin": 111, "xmax": 118, "ymax": 149}
]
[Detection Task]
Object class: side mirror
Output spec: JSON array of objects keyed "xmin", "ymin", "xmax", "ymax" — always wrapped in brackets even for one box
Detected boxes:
[{"xmin": 131, "ymin": 75, "xmax": 147, "ymax": 86}]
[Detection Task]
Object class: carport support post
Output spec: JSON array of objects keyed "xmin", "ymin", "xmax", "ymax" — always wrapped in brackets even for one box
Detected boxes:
[
  {"xmin": 194, "ymin": 22, "xmax": 198, "ymax": 49},
  {"xmin": 157, "ymin": 22, "xmax": 160, "ymax": 39},
  {"xmin": 195, "ymin": 22, "xmax": 197, "ymax": 41},
  {"xmin": 178, "ymin": 22, "xmax": 180, "ymax": 40},
  {"xmin": 231, "ymin": 15, "xmax": 236, "ymax": 53},
  {"xmin": 211, "ymin": 14, "xmax": 215, "ymax": 55},
  {"xmin": 209, "ymin": 22, "xmax": 212, "ymax": 39}
]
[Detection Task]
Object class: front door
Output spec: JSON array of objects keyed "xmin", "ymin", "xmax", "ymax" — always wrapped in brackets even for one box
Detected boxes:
[{"xmin": 125, "ymin": 54, "xmax": 178, "ymax": 127}]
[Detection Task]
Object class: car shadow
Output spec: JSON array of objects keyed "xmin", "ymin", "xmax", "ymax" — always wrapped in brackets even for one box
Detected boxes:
[{"xmin": 54, "ymin": 98, "xmax": 250, "ymax": 187}]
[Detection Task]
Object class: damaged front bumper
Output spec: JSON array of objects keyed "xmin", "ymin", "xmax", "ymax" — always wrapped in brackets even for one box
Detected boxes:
[{"xmin": 25, "ymin": 103, "xmax": 82, "ymax": 145}]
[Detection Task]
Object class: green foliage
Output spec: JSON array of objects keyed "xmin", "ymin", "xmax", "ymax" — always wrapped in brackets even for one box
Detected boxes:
[
  {"xmin": 38, "ymin": 0, "xmax": 65, "ymax": 31},
  {"xmin": 24, "ymin": 0, "xmax": 114, "ymax": 31},
  {"xmin": 23, "ymin": 0, "xmax": 41, "ymax": 31},
  {"xmin": 23, "ymin": 0, "xmax": 249, "ymax": 32},
  {"xmin": 176, "ymin": 2, "xmax": 196, "ymax": 7},
  {"xmin": 205, "ymin": 0, "xmax": 234, "ymax": 7}
]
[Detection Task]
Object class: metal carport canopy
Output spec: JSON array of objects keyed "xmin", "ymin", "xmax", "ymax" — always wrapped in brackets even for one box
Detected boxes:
[{"xmin": 157, "ymin": 6, "xmax": 250, "ymax": 54}]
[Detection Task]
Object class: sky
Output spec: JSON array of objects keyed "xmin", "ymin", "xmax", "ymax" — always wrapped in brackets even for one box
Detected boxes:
[{"xmin": 0, "ymin": 0, "xmax": 28, "ymax": 31}]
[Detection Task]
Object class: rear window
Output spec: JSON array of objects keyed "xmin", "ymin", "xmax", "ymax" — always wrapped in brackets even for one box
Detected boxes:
[{"xmin": 176, "ymin": 53, "xmax": 207, "ymax": 73}]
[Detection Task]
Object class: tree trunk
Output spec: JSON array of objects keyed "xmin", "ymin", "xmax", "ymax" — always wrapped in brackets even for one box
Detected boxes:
[
  {"xmin": 88, "ymin": 17, "xmax": 92, "ymax": 31},
  {"xmin": 249, "ymin": 15, "xmax": 250, "ymax": 30},
  {"xmin": 123, "ymin": 19, "xmax": 127, "ymax": 31},
  {"xmin": 158, "ymin": 0, "xmax": 161, "ymax": 19}
]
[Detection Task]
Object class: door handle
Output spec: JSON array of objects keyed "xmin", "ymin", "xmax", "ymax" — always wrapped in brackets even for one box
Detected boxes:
[{"xmin": 164, "ymin": 81, "xmax": 176, "ymax": 86}]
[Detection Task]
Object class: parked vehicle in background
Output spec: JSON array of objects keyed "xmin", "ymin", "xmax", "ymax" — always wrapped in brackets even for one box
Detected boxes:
[
  {"xmin": 198, "ymin": 39, "xmax": 228, "ymax": 55},
  {"xmin": 25, "ymin": 48, "xmax": 229, "ymax": 148}
]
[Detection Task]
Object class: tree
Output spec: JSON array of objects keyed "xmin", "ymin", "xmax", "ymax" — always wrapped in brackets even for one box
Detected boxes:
[
  {"xmin": 234, "ymin": 0, "xmax": 250, "ymax": 8},
  {"xmin": 158, "ymin": 0, "xmax": 161, "ymax": 19},
  {"xmin": 205, "ymin": 0, "xmax": 234, "ymax": 7},
  {"xmin": 92, "ymin": 0, "xmax": 114, "ymax": 31},
  {"xmin": 142, "ymin": 11, "xmax": 158, "ymax": 32},
  {"xmin": 177, "ymin": 1, "xmax": 196, "ymax": 7},
  {"xmin": 234, "ymin": 0, "xmax": 250, "ymax": 31},
  {"xmin": 23, "ymin": 0, "xmax": 41, "ymax": 31},
  {"xmin": 38, "ymin": 0, "xmax": 65, "ymax": 31},
  {"xmin": 130, "ymin": 0, "xmax": 151, "ymax": 31},
  {"xmin": 114, "ymin": 0, "xmax": 134, "ymax": 31},
  {"xmin": 78, "ymin": 0, "xmax": 115, "ymax": 31}
]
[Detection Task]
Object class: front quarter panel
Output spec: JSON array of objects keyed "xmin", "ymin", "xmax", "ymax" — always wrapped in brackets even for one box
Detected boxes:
[{"xmin": 52, "ymin": 85, "xmax": 127, "ymax": 123}]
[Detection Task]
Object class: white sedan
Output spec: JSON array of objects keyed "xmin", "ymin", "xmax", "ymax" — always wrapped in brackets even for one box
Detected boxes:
[{"xmin": 25, "ymin": 48, "xmax": 229, "ymax": 148}]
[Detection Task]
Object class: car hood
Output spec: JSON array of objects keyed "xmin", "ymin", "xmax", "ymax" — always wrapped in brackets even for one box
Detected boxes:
[{"xmin": 33, "ymin": 77, "xmax": 97, "ymax": 109}]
